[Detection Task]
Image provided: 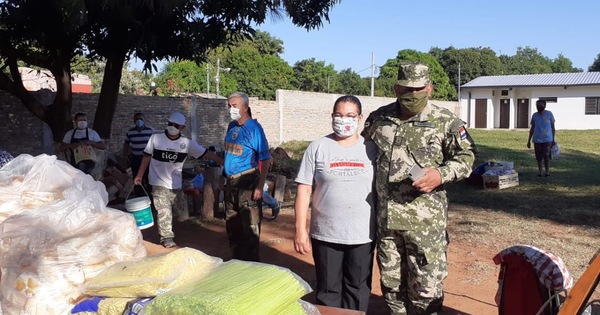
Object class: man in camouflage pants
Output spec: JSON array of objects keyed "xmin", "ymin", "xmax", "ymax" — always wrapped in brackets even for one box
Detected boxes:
[{"xmin": 362, "ymin": 62, "xmax": 476, "ymax": 315}]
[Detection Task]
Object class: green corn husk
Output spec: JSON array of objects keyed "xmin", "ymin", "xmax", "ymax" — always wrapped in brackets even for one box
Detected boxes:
[{"xmin": 143, "ymin": 260, "xmax": 311, "ymax": 315}]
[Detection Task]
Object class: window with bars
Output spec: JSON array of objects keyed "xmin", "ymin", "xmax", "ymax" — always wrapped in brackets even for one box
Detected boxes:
[{"xmin": 585, "ymin": 97, "xmax": 600, "ymax": 115}]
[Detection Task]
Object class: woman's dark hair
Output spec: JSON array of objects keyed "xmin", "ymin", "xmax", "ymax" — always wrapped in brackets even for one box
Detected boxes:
[{"xmin": 333, "ymin": 95, "xmax": 362, "ymax": 115}]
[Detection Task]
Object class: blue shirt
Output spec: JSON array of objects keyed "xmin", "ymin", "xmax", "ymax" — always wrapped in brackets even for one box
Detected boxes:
[
  {"xmin": 223, "ymin": 119, "xmax": 270, "ymax": 176},
  {"xmin": 531, "ymin": 110, "xmax": 555, "ymax": 143}
]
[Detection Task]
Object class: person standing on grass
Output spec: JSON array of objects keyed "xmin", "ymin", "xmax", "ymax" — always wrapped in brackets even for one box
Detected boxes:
[
  {"xmin": 527, "ymin": 99, "xmax": 556, "ymax": 177},
  {"xmin": 362, "ymin": 62, "xmax": 476, "ymax": 315},
  {"xmin": 294, "ymin": 95, "xmax": 377, "ymax": 312}
]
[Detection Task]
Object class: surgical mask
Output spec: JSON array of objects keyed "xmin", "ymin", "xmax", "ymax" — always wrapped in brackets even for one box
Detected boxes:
[
  {"xmin": 398, "ymin": 91, "xmax": 429, "ymax": 116},
  {"xmin": 332, "ymin": 117, "xmax": 359, "ymax": 138},
  {"xmin": 229, "ymin": 107, "xmax": 242, "ymax": 121},
  {"xmin": 76, "ymin": 121, "xmax": 87, "ymax": 129},
  {"xmin": 166, "ymin": 126, "xmax": 179, "ymax": 136},
  {"xmin": 135, "ymin": 119, "xmax": 144, "ymax": 128}
]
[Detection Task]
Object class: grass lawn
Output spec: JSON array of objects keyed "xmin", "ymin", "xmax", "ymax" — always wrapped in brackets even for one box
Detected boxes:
[{"xmin": 280, "ymin": 129, "xmax": 600, "ymax": 294}]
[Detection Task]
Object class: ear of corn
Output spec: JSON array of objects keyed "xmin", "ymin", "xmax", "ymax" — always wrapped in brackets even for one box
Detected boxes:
[{"xmin": 143, "ymin": 260, "xmax": 311, "ymax": 315}]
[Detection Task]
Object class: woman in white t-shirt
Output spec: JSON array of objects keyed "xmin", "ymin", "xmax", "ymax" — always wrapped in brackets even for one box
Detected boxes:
[{"xmin": 294, "ymin": 95, "xmax": 377, "ymax": 312}]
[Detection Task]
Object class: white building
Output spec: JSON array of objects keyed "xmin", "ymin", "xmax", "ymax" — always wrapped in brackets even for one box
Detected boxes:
[{"xmin": 459, "ymin": 72, "xmax": 600, "ymax": 129}]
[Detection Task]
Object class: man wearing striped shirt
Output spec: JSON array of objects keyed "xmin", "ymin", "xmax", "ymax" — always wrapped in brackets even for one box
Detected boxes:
[{"xmin": 124, "ymin": 113, "xmax": 154, "ymax": 196}]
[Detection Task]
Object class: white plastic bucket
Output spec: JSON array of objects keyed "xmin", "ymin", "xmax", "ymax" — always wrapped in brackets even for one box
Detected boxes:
[{"xmin": 125, "ymin": 196, "xmax": 154, "ymax": 229}]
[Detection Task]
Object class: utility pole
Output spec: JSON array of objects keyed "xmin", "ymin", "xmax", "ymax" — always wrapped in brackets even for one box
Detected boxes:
[
  {"xmin": 215, "ymin": 58, "xmax": 231, "ymax": 99},
  {"xmin": 458, "ymin": 62, "xmax": 461, "ymax": 100},
  {"xmin": 370, "ymin": 52, "xmax": 375, "ymax": 97}
]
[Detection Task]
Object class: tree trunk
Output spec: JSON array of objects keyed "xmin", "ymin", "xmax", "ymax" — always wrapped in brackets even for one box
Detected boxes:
[{"xmin": 94, "ymin": 54, "xmax": 126, "ymax": 139}]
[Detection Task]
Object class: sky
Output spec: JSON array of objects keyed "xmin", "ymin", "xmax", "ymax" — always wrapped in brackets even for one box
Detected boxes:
[
  {"xmin": 132, "ymin": 0, "xmax": 600, "ymax": 76},
  {"xmin": 257, "ymin": 0, "xmax": 600, "ymax": 75}
]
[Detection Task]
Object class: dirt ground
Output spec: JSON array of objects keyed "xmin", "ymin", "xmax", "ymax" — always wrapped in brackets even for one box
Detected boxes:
[{"xmin": 139, "ymin": 206, "xmax": 500, "ymax": 315}]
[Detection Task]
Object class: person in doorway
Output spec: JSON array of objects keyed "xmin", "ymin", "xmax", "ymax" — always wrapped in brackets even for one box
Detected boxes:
[
  {"xmin": 362, "ymin": 62, "xmax": 476, "ymax": 315},
  {"xmin": 134, "ymin": 112, "xmax": 222, "ymax": 248},
  {"xmin": 294, "ymin": 95, "xmax": 377, "ymax": 312},
  {"xmin": 59, "ymin": 112, "xmax": 106, "ymax": 175},
  {"xmin": 527, "ymin": 99, "xmax": 556, "ymax": 177},
  {"xmin": 123, "ymin": 112, "xmax": 154, "ymax": 196},
  {"xmin": 222, "ymin": 92, "xmax": 271, "ymax": 261}
]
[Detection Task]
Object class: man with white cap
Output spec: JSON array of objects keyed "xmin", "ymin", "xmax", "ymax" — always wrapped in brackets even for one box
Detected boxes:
[
  {"xmin": 135, "ymin": 112, "xmax": 223, "ymax": 248},
  {"xmin": 362, "ymin": 62, "xmax": 476, "ymax": 314}
]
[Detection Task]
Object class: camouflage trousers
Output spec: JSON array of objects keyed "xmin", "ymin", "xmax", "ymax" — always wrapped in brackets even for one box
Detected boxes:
[
  {"xmin": 151, "ymin": 185, "xmax": 186, "ymax": 240},
  {"xmin": 378, "ymin": 228, "xmax": 447, "ymax": 315},
  {"xmin": 224, "ymin": 170, "xmax": 262, "ymax": 262}
]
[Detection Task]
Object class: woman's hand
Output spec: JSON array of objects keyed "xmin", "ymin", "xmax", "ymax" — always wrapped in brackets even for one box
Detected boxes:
[{"xmin": 294, "ymin": 229, "xmax": 311, "ymax": 255}]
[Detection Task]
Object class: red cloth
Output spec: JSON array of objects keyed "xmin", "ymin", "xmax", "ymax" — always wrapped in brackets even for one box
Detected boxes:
[{"xmin": 494, "ymin": 253, "xmax": 546, "ymax": 315}]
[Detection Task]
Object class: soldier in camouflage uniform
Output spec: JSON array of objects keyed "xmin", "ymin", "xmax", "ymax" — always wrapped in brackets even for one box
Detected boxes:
[{"xmin": 362, "ymin": 62, "xmax": 476, "ymax": 315}]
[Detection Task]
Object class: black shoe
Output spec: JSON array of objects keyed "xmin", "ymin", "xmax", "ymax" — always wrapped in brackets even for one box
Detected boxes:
[{"xmin": 267, "ymin": 207, "xmax": 280, "ymax": 221}]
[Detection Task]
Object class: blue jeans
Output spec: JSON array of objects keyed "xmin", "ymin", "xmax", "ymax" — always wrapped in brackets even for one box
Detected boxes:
[{"xmin": 262, "ymin": 191, "xmax": 279, "ymax": 209}]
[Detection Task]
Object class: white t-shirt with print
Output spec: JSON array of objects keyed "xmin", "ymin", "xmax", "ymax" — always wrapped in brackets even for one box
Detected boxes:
[
  {"xmin": 144, "ymin": 132, "xmax": 207, "ymax": 189},
  {"xmin": 295, "ymin": 135, "xmax": 377, "ymax": 245}
]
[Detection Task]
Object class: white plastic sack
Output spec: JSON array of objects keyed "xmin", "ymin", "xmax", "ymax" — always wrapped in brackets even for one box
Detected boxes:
[
  {"xmin": 551, "ymin": 142, "xmax": 560, "ymax": 159},
  {"xmin": 0, "ymin": 154, "xmax": 147, "ymax": 315}
]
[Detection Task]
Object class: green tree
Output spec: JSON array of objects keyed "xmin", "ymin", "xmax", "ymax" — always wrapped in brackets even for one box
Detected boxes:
[
  {"xmin": 378, "ymin": 49, "xmax": 456, "ymax": 100},
  {"xmin": 155, "ymin": 61, "xmax": 206, "ymax": 96},
  {"xmin": 589, "ymin": 53, "xmax": 600, "ymax": 71},
  {"xmin": 431, "ymin": 46, "xmax": 504, "ymax": 91},
  {"xmin": 500, "ymin": 46, "xmax": 553, "ymax": 74},
  {"xmin": 293, "ymin": 58, "xmax": 338, "ymax": 93},
  {"xmin": 0, "ymin": 0, "xmax": 340, "ymax": 141},
  {"xmin": 335, "ymin": 68, "xmax": 370, "ymax": 96},
  {"xmin": 551, "ymin": 54, "xmax": 582, "ymax": 73}
]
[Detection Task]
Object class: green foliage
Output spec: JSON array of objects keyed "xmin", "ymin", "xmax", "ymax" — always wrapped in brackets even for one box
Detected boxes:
[
  {"xmin": 378, "ymin": 49, "xmax": 456, "ymax": 100},
  {"xmin": 155, "ymin": 61, "xmax": 207, "ymax": 95},
  {"xmin": 430, "ymin": 46, "xmax": 504, "ymax": 91},
  {"xmin": 588, "ymin": 53, "xmax": 600, "ymax": 71},
  {"xmin": 551, "ymin": 54, "xmax": 582, "ymax": 73},
  {"xmin": 500, "ymin": 46, "xmax": 553, "ymax": 74},
  {"xmin": 293, "ymin": 58, "xmax": 338, "ymax": 93},
  {"xmin": 334, "ymin": 68, "xmax": 370, "ymax": 96}
]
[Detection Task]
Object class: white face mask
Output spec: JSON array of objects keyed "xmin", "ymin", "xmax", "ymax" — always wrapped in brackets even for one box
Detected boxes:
[
  {"xmin": 332, "ymin": 116, "xmax": 359, "ymax": 138},
  {"xmin": 229, "ymin": 107, "xmax": 242, "ymax": 121},
  {"xmin": 166, "ymin": 126, "xmax": 179, "ymax": 136},
  {"xmin": 76, "ymin": 121, "xmax": 87, "ymax": 129}
]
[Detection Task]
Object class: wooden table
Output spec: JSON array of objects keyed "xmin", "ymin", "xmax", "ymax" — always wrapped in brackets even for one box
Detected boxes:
[{"xmin": 316, "ymin": 305, "xmax": 366, "ymax": 315}]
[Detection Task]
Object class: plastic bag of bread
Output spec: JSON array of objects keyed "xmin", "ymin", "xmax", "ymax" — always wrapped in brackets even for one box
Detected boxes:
[
  {"xmin": 0, "ymin": 154, "xmax": 147, "ymax": 315},
  {"xmin": 84, "ymin": 247, "xmax": 222, "ymax": 297}
]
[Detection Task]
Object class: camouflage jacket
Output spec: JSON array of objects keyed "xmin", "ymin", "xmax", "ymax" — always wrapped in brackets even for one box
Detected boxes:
[{"xmin": 362, "ymin": 101, "xmax": 476, "ymax": 231}]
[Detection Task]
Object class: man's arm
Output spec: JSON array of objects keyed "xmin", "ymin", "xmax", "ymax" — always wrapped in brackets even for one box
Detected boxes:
[
  {"xmin": 203, "ymin": 150, "xmax": 223, "ymax": 166},
  {"xmin": 435, "ymin": 121, "xmax": 477, "ymax": 185},
  {"xmin": 253, "ymin": 158, "xmax": 269, "ymax": 201},
  {"xmin": 551, "ymin": 121, "xmax": 556, "ymax": 145},
  {"xmin": 133, "ymin": 154, "xmax": 151, "ymax": 185}
]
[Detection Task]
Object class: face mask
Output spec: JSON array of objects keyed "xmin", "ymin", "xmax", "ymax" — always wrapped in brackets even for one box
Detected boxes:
[
  {"xmin": 398, "ymin": 91, "xmax": 429, "ymax": 116},
  {"xmin": 166, "ymin": 126, "xmax": 179, "ymax": 136},
  {"xmin": 230, "ymin": 107, "xmax": 242, "ymax": 121},
  {"xmin": 76, "ymin": 121, "xmax": 87, "ymax": 129},
  {"xmin": 135, "ymin": 120, "xmax": 144, "ymax": 128},
  {"xmin": 332, "ymin": 117, "xmax": 359, "ymax": 138},
  {"xmin": 537, "ymin": 106, "xmax": 545, "ymax": 113}
]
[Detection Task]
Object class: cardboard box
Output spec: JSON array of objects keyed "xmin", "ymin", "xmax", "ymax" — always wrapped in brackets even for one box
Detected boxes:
[{"xmin": 482, "ymin": 172, "xmax": 519, "ymax": 190}]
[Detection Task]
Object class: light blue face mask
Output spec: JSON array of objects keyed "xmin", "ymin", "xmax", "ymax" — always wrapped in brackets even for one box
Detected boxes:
[{"xmin": 135, "ymin": 119, "xmax": 144, "ymax": 128}]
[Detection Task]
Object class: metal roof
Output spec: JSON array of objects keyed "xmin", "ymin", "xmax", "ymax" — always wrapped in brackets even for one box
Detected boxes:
[{"xmin": 461, "ymin": 72, "xmax": 600, "ymax": 88}]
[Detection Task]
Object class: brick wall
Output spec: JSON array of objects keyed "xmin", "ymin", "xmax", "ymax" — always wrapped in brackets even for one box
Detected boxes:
[{"xmin": 0, "ymin": 90, "xmax": 459, "ymax": 155}]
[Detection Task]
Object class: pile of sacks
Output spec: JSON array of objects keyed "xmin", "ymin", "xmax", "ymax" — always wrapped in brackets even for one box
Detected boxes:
[
  {"xmin": 0, "ymin": 154, "xmax": 318, "ymax": 315},
  {"xmin": 0, "ymin": 154, "xmax": 146, "ymax": 314}
]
